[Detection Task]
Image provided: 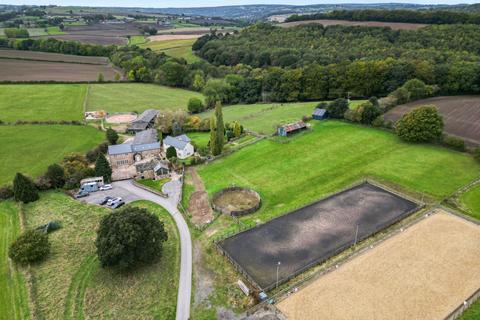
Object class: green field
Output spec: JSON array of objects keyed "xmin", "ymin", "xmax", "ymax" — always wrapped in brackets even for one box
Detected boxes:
[
  {"xmin": 198, "ymin": 121, "xmax": 480, "ymax": 226},
  {"xmin": 86, "ymin": 83, "xmax": 204, "ymax": 113},
  {"xmin": 0, "ymin": 84, "xmax": 86, "ymax": 122},
  {"xmin": 199, "ymin": 100, "xmax": 365, "ymax": 135},
  {"xmin": 0, "ymin": 125, "xmax": 104, "ymax": 185},
  {"xmin": 188, "ymin": 132, "xmax": 211, "ymax": 150},
  {"xmin": 46, "ymin": 26, "xmax": 65, "ymax": 35},
  {"xmin": 128, "ymin": 35, "xmax": 147, "ymax": 45},
  {"xmin": 9, "ymin": 193, "xmax": 180, "ymax": 319},
  {"xmin": 0, "ymin": 201, "xmax": 29, "ymax": 320},
  {"xmin": 140, "ymin": 39, "xmax": 199, "ymax": 63},
  {"xmin": 137, "ymin": 178, "xmax": 170, "ymax": 192},
  {"xmin": 461, "ymin": 300, "xmax": 480, "ymax": 320},
  {"xmin": 460, "ymin": 184, "xmax": 480, "ymax": 220}
]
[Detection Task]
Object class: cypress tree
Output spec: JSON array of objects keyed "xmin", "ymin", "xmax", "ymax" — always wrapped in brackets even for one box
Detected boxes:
[
  {"xmin": 214, "ymin": 101, "xmax": 224, "ymax": 155},
  {"xmin": 209, "ymin": 116, "xmax": 218, "ymax": 155},
  {"xmin": 95, "ymin": 154, "xmax": 112, "ymax": 183},
  {"xmin": 13, "ymin": 173, "xmax": 39, "ymax": 203}
]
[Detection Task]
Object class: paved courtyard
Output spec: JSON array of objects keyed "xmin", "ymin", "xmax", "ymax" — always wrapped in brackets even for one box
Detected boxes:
[{"xmin": 77, "ymin": 182, "xmax": 141, "ymax": 206}]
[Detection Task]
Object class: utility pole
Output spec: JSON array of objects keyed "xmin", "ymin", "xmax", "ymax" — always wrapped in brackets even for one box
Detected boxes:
[{"xmin": 276, "ymin": 261, "xmax": 281, "ymax": 289}]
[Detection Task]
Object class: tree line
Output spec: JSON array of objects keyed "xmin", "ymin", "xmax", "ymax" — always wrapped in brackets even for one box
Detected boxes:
[{"xmin": 285, "ymin": 9, "xmax": 480, "ymax": 25}]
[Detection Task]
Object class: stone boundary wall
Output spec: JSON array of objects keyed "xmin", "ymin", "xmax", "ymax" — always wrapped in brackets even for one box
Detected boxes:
[{"xmin": 212, "ymin": 187, "xmax": 261, "ymax": 217}]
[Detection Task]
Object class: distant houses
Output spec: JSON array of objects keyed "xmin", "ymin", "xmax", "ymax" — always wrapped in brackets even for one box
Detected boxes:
[
  {"xmin": 277, "ymin": 121, "xmax": 307, "ymax": 137},
  {"xmin": 163, "ymin": 134, "xmax": 194, "ymax": 159},
  {"xmin": 127, "ymin": 109, "xmax": 159, "ymax": 133}
]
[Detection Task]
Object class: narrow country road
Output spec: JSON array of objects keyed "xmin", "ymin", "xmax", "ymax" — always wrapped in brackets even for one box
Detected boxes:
[{"xmin": 113, "ymin": 179, "xmax": 192, "ymax": 320}]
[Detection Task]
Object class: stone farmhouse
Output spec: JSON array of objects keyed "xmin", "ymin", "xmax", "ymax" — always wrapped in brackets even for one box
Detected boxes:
[
  {"xmin": 127, "ymin": 109, "xmax": 159, "ymax": 133},
  {"xmin": 163, "ymin": 134, "xmax": 195, "ymax": 159},
  {"xmin": 108, "ymin": 129, "xmax": 165, "ymax": 181}
]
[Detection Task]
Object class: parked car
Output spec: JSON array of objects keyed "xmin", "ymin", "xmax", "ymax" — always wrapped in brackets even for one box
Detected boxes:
[
  {"xmin": 107, "ymin": 197, "xmax": 122, "ymax": 206},
  {"xmin": 99, "ymin": 196, "xmax": 114, "ymax": 205},
  {"xmin": 111, "ymin": 200, "xmax": 125, "ymax": 209},
  {"xmin": 74, "ymin": 190, "xmax": 89, "ymax": 198},
  {"xmin": 99, "ymin": 184, "xmax": 112, "ymax": 191}
]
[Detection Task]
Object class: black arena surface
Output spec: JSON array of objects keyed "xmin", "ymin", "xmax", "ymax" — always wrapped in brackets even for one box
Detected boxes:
[{"xmin": 218, "ymin": 182, "xmax": 419, "ymax": 290}]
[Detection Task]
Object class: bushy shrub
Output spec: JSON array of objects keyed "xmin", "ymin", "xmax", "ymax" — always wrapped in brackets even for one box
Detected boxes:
[
  {"xmin": 360, "ymin": 101, "xmax": 382, "ymax": 125},
  {"xmin": 166, "ymin": 146, "xmax": 177, "ymax": 159},
  {"xmin": 106, "ymin": 128, "xmax": 118, "ymax": 145},
  {"xmin": 0, "ymin": 185, "xmax": 14, "ymax": 200},
  {"xmin": 344, "ymin": 106, "xmax": 363, "ymax": 123},
  {"xmin": 371, "ymin": 115, "xmax": 384, "ymax": 128},
  {"xmin": 443, "ymin": 135, "xmax": 466, "ymax": 152},
  {"xmin": 95, "ymin": 207, "xmax": 167, "ymax": 270},
  {"xmin": 187, "ymin": 97, "xmax": 205, "ymax": 114},
  {"xmin": 396, "ymin": 106, "xmax": 444, "ymax": 143},
  {"xmin": 9, "ymin": 230, "xmax": 50, "ymax": 264},
  {"xmin": 34, "ymin": 176, "xmax": 52, "ymax": 191},
  {"xmin": 13, "ymin": 173, "xmax": 39, "ymax": 203},
  {"xmin": 327, "ymin": 98, "xmax": 349, "ymax": 119},
  {"xmin": 44, "ymin": 163, "xmax": 65, "ymax": 188}
]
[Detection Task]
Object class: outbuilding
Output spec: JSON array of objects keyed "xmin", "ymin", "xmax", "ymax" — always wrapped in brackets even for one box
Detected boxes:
[
  {"xmin": 277, "ymin": 121, "xmax": 307, "ymax": 137},
  {"xmin": 312, "ymin": 108, "xmax": 328, "ymax": 120}
]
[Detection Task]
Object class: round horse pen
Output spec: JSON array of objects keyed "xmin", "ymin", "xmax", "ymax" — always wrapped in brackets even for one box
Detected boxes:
[
  {"xmin": 212, "ymin": 187, "xmax": 261, "ymax": 217},
  {"xmin": 105, "ymin": 112, "xmax": 137, "ymax": 124}
]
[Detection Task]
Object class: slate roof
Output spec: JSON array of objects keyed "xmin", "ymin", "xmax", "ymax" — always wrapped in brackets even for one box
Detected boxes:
[
  {"xmin": 108, "ymin": 143, "xmax": 133, "ymax": 155},
  {"xmin": 313, "ymin": 108, "xmax": 327, "ymax": 117},
  {"xmin": 132, "ymin": 142, "xmax": 161, "ymax": 152},
  {"xmin": 133, "ymin": 129, "xmax": 157, "ymax": 145},
  {"xmin": 164, "ymin": 135, "xmax": 191, "ymax": 150}
]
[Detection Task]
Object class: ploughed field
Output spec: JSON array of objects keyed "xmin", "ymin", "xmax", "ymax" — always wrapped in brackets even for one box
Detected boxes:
[
  {"xmin": 219, "ymin": 182, "xmax": 419, "ymax": 289},
  {"xmin": 384, "ymin": 96, "xmax": 480, "ymax": 145},
  {"xmin": 277, "ymin": 211, "xmax": 480, "ymax": 320},
  {"xmin": 280, "ymin": 19, "xmax": 428, "ymax": 30},
  {"xmin": 0, "ymin": 50, "xmax": 120, "ymax": 82},
  {"xmin": 198, "ymin": 121, "xmax": 480, "ymax": 225}
]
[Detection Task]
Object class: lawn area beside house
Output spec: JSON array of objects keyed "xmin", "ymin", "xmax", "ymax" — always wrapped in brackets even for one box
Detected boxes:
[
  {"xmin": 137, "ymin": 178, "xmax": 170, "ymax": 193},
  {"xmin": 0, "ymin": 84, "xmax": 86, "ymax": 122},
  {"xmin": 459, "ymin": 184, "xmax": 480, "ymax": 220},
  {"xmin": 198, "ymin": 121, "xmax": 480, "ymax": 228},
  {"xmin": 86, "ymin": 83, "xmax": 204, "ymax": 114},
  {"xmin": 198, "ymin": 100, "xmax": 365, "ymax": 135},
  {"xmin": 0, "ymin": 201, "xmax": 30, "ymax": 320},
  {"xmin": 0, "ymin": 125, "xmax": 104, "ymax": 185},
  {"xmin": 188, "ymin": 132, "xmax": 211, "ymax": 150},
  {"xmin": 8, "ymin": 194, "xmax": 180, "ymax": 319}
]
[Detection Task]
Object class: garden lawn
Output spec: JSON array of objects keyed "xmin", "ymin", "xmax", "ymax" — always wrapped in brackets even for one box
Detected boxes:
[
  {"xmin": 140, "ymin": 39, "xmax": 199, "ymax": 63},
  {"xmin": 0, "ymin": 125, "xmax": 104, "ymax": 185},
  {"xmin": 0, "ymin": 201, "xmax": 29, "ymax": 320},
  {"xmin": 0, "ymin": 84, "xmax": 86, "ymax": 122},
  {"xmin": 199, "ymin": 100, "xmax": 365, "ymax": 135},
  {"xmin": 83, "ymin": 200, "xmax": 180, "ymax": 319},
  {"xmin": 461, "ymin": 299, "xmax": 480, "ymax": 320},
  {"xmin": 137, "ymin": 178, "xmax": 170, "ymax": 193},
  {"xmin": 86, "ymin": 83, "xmax": 204, "ymax": 114},
  {"xmin": 198, "ymin": 121, "xmax": 480, "ymax": 225},
  {"xmin": 460, "ymin": 184, "xmax": 480, "ymax": 220},
  {"xmin": 188, "ymin": 132, "xmax": 211, "ymax": 150}
]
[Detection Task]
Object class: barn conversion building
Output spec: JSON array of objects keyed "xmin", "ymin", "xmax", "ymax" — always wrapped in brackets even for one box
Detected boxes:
[{"xmin": 127, "ymin": 109, "xmax": 159, "ymax": 133}]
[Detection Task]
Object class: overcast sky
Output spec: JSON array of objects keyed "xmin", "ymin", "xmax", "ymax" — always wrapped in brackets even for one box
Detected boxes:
[{"xmin": 2, "ymin": 0, "xmax": 478, "ymax": 8}]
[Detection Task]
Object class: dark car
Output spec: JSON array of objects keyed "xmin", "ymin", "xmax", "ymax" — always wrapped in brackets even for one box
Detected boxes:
[
  {"xmin": 74, "ymin": 190, "xmax": 89, "ymax": 198},
  {"xmin": 99, "ymin": 196, "xmax": 114, "ymax": 205}
]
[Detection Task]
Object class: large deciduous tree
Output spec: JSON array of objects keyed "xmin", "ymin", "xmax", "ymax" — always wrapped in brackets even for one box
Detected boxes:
[
  {"xmin": 95, "ymin": 207, "xmax": 168, "ymax": 270},
  {"xmin": 396, "ymin": 106, "xmax": 444, "ymax": 143}
]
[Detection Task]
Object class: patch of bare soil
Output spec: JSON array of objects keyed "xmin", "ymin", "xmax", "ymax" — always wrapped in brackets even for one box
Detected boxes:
[
  {"xmin": 188, "ymin": 168, "xmax": 214, "ymax": 226},
  {"xmin": 105, "ymin": 113, "xmax": 137, "ymax": 124},
  {"xmin": 214, "ymin": 191, "xmax": 260, "ymax": 212}
]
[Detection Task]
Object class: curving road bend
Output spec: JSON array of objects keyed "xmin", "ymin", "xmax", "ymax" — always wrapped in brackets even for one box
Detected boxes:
[{"xmin": 113, "ymin": 179, "xmax": 192, "ymax": 320}]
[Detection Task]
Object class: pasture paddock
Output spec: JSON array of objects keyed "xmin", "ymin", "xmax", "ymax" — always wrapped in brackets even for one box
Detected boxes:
[
  {"xmin": 218, "ymin": 182, "xmax": 419, "ymax": 289},
  {"xmin": 384, "ymin": 95, "xmax": 480, "ymax": 145},
  {"xmin": 277, "ymin": 210, "xmax": 480, "ymax": 320}
]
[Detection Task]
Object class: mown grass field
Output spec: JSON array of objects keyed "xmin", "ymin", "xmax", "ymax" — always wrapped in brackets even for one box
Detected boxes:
[
  {"xmin": 0, "ymin": 84, "xmax": 86, "ymax": 122},
  {"xmin": 86, "ymin": 83, "xmax": 204, "ymax": 113},
  {"xmin": 0, "ymin": 201, "xmax": 29, "ymax": 320},
  {"xmin": 0, "ymin": 125, "xmax": 104, "ymax": 185},
  {"xmin": 140, "ymin": 39, "xmax": 199, "ymax": 63},
  {"xmin": 461, "ymin": 300, "xmax": 480, "ymax": 320},
  {"xmin": 198, "ymin": 121, "xmax": 480, "ymax": 227},
  {"xmin": 460, "ymin": 184, "xmax": 480, "ymax": 220},
  {"xmin": 199, "ymin": 100, "xmax": 365, "ymax": 135},
  {"xmin": 128, "ymin": 35, "xmax": 147, "ymax": 45},
  {"xmin": 10, "ymin": 193, "xmax": 180, "ymax": 319}
]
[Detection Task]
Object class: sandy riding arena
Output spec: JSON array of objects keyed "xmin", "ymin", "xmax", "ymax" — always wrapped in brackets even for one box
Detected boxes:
[
  {"xmin": 277, "ymin": 210, "xmax": 480, "ymax": 320},
  {"xmin": 105, "ymin": 113, "xmax": 137, "ymax": 124}
]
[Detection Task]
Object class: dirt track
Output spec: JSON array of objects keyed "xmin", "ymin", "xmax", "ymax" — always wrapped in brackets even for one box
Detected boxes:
[
  {"xmin": 277, "ymin": 210, "xmax": 480, "ymax": 320},
  {"xmin": 384, "ymin": 95, "xmax": 480, "ymax": 145},
  {"xmin": 281, "ymin": 19, "xmax": 427, "ymax": 30}
]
